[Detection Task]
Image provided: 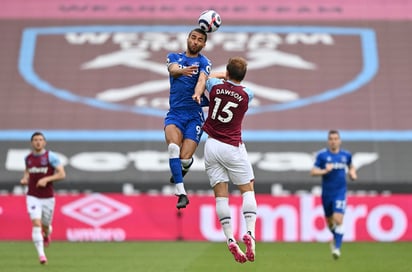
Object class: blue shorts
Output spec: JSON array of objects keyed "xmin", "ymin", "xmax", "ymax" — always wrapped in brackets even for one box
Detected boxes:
[
  {"xmin": 164, "ymin": 108, "xmax": 205, "ymax": 144},
  {"xmin": 321, "ymin": 193, "xmax": 346, "ymax": 217}
]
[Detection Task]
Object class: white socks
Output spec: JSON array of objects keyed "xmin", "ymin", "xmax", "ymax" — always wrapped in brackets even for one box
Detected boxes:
[
  {"xmin": 32, "ymin": 226, "xmax": 45, "ymax": 257},
  {"xmin": 216, "ymin": 197, "xmax": 235, "ymax": 242},
  {"xmin": 335, "ymin": 224, "xmax": 344, "ymax": 235},
  {"xmin": 216, "ymin": 192, "xmax": 257, "ymax": 241},
  {"xmin": 175, "ymin": 183, "xmax": 187, "ymax": 195},
  {"xmin": 242, "ymin": 191, "xmax": 257, "ymax": 236}
]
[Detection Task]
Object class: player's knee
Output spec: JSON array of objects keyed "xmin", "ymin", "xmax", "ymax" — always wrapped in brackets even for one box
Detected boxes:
[
  {"xmin": 168, "ymin": 143, "xmax": 180, "ymax": 158},
  {"xmin": 31, "ymin": 219, "xmax": 42, "ymax": 227},
  {"xmin": 333, "ymin": 213, "xmax": 344, "ymax": 225},
  {"xmin": 181, "ymin": 158, "xmax": 194, "ymax": 169}
]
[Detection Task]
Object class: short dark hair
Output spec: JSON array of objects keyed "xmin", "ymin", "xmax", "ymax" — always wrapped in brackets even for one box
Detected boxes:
[
  {"xmin": 328, "ymin": 130, "xmax": 340, "ymax": 139},
  {"xmin": 227, "ymin": 57, "xmax": 247, "ymax": 81},
  {"xmin": 189, "ymin": 28, "xmax": 208, "ymax": 42},
  {"xmin": 328, "ymin": 130, "xmax": 340, "ymax": 136},
  {"xmin": 31, "ymin": 131, "xmax": 45, "ymax": 141}
]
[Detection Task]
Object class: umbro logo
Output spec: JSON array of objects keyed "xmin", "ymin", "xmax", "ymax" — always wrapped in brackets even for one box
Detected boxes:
[{"xmin": 61, "ymin": 194, "xmax": 131, "ymax": 227}]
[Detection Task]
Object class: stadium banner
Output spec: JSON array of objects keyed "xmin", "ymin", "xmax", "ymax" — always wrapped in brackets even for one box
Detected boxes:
[
  {"xmin": 1, "ymin": 141, "xmax": 411, "ymax": 194},
  {"xmin": 1, "ymin": 0, "xmax": 410, "ymax": 20},
  {"xmin": 1, "ymin": 193, "xmax": 411, "ymax": 242}
]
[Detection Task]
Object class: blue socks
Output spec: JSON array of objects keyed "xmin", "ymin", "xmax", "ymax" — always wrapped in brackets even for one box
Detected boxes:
[{"xmin": 169, "ymin": 158, "xmax": 183, "ymax": 183}]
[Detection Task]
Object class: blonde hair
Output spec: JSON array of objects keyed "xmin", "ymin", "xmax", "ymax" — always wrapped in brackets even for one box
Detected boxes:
[{"xmin": 226, "ymin": 57, "xmax": 247, "ymax": 81}]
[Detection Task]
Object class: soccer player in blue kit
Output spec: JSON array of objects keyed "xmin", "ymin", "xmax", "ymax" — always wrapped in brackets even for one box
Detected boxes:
[
  {"xmin": 310, "ymin": 130, "xmax": 357, "ymax": 260},
  {"xmin": 165, "ymin": 28, "xmax": 211, "ymax": 209}
]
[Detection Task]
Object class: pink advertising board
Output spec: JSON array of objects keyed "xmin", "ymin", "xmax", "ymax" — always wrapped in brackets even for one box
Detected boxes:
[
  {"xmin": 1, "ymin": 0, "xmax": 411, "ymax": 20},
  {"xmin": 1, "ymin": 194, "xmax": 411, "ymax": 242}
]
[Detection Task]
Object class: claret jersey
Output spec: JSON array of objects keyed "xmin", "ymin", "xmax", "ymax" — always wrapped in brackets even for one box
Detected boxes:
[
  {"xmin": 25, "ymin": 150, "xmax": 61, "ymax": 198},
  {"xmin": 203, "ymin": 78, "xmax": 253, "ymax": 146}
]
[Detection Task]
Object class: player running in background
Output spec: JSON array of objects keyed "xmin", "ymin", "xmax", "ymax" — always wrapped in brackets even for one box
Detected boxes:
[
  {"xmin": 20, "ymin": 132, "xmax": 66, "ymax": 265},
  {"xmin": 165, "ymin": 28, "xmax": 211, "ymax": 209},
  {"xmin": 310, "ymin": 130, "xmax": 357, "ymax": 260},
  {"xmin": 196, "ymin": 57, "xmax": 257, "ymax": 263}
]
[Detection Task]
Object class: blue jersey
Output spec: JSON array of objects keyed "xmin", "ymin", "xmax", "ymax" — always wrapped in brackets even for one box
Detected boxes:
[
  {"xmin": 313, "ymin": 148, "xmax": 353, "ymax": 197},
  {"xmin": 166, "ymin": 52, "xmax": 211, "ymax": 110}
]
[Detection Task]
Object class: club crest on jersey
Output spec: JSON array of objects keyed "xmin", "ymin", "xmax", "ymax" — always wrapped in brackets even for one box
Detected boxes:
[
  {"xmin": 41, "ymin": 157, "xmax": 48, "ymax": 165},
  {"xmin": 19, "ymin": 26, "xmax": 378, "ymax": 117}
]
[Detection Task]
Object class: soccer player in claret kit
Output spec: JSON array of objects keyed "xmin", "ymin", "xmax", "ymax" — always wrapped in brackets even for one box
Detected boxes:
[
  {"xmin": 20, "ymin": 132, "xmax": 66, "ymax": 265},
  {"xmin": 310, "ymin": 130, "xmax": 357, "ymax": 260},
  {"xmin": 194, "ymin": 57, "xmax": 258, "ymax": 263}
]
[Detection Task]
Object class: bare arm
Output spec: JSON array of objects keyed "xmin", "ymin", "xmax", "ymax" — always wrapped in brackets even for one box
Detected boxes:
[
  {"xmin": 192, "ymin": 71, "xmax": 226, "ymax": 104},
  {"xmin": 209, "ymin": 71, "xmax": 226, "ymax": 79},
  {"xmin": 192, "ymin": 72, "xmax": 208, "ymax": 104},
  {"xmin": 310, "ymin": 163, "xmax": 333, "ymax": 177},
  {"xmin": 348, "ymin": 164, "xmax": 357, "ymax": 181},
  {"xmin": 168, "ymin": 63, "xmax": 199, "ymax": 78},
  {"xmin": 20, "ymin": 169, "xmax": 30, "ymax": 185}
]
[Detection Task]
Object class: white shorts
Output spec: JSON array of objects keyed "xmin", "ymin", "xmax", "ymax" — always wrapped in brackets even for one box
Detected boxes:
[
  {"xmin": 26, "ymin": 195, "xmax": 55, "ymax": 225},
  {"xmin": 204, "ymin": 137, "xmax": 254, "ymax": 188}
]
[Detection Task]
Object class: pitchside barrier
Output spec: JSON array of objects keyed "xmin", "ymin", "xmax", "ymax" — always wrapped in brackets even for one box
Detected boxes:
[{"xmin": 1, "ymin": 193, "xmax": 411, "ymax": 242}]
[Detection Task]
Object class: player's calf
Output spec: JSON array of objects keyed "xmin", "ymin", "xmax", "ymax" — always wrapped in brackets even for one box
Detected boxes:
[{"xmin": 169, "ymin": 158, "xmax": 194, "ymax": 184}]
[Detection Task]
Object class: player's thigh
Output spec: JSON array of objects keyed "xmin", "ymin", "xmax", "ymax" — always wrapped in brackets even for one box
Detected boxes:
[
  {"xmin": 26, "ymin": 195, "xmax": 42, "ymax": 220},
  {"xmin": 332, "ymin": 196, "xmax": 346, "ymax": 215},
  {"xmin": 321, "ymin": 196, "xmax": 334, "ymax": 218},
  {"xmin": 205, "ymin": 138, "xmax": 229, "ymax": 187},
  {"xmin": 213, "ymin": 182, "xmax": 229, "ymax": 198},
  {"xmin": 40, "ymin": 198, "xmax": 55, "ymax": 226},
  {"xmin": 183, "ymin": 117, "xmax": 203, "ymax": 144},
  {"xmin": 165, "ymin": 124, "xmax": 183, "ymax": 145},
  {"xmin": 164, "ymin": 111, "xmax": 186, "ymax": 143},
  {"xmin": 332, "ymin": 212, "xmax": 344, "ymax": 225},
  {"xmin": 226, "ymin": 144, "xmax": 254, "ymax": 186},
  {"xmin": 180, "ymin": 138, "xmax": 198, "ymax": 159},
  {"xmin": 207, "ymin": 167, "xmax": 229, "ymax": 188}
]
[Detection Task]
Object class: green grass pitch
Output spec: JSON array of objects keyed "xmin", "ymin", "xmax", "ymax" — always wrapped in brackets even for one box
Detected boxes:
[{"xmin": 1, "ymin": 241, "xmax": 411, "ymax": 272}]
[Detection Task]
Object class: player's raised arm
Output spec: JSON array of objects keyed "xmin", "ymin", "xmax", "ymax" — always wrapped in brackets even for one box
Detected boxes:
[{"xmin": 209, "ymin": 71, "xmax": 226, "ymax": 79}]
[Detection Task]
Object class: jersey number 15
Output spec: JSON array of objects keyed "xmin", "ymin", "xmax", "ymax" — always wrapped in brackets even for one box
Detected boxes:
[{"xmin": 210, "ymin": 98, "xmax": 238, "ymax": 123}]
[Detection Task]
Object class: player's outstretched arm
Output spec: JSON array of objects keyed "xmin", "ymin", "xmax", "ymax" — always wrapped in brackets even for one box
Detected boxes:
[{"xmin": 209, "ymin": 71, "xmax": 226, "ymax": 79}]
